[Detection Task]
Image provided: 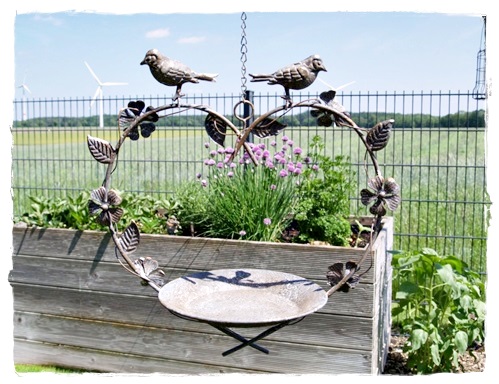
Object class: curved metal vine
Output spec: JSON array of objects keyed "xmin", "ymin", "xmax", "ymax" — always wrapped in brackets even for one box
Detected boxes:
[{"xmin": 87, "ymin": 92, "xmax": 400, "ymax": 296}]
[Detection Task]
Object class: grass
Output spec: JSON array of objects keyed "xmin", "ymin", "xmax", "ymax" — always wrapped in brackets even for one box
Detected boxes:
[
  {"xmin": 11, "ymin": 124, "xmax": 490, "ymax": 272},
  {"xmin": 14, "ymin": 364, "xmax": 90, "ymax": 373}
]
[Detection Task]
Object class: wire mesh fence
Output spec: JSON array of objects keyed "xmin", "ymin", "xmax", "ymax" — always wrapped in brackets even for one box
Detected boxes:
[{"xmin": 11, "ymin": 91, "xmax": 489, "ymax": 274}]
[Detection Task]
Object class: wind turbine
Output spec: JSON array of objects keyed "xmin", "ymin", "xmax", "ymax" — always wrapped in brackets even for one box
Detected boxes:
[
  {"xmin": 17, "ymin": 75, "xmax": 32, "ymax": 121},
  {"xmin": 85, "ymin": 61, "xmax": 128, "ymax": 128}
]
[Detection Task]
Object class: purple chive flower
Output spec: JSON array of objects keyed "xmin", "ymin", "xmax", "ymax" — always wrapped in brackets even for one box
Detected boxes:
[
  {"xmin": 279, "ymin": 169, "xmax": 289, "ymax": 177},
  {"xmin": 227, "ymin": 171, "xmax": 234, "ymax": 178},
  {"xmin": 312, "ymin": 164, "xmax": 319, "ymax": 171},
  {"xmin": 270, "ymin": 184, "xmax": 277, "ymax": 190},
  {"xmin": 271, "ymin": 140, "xmax": 277, "ymax": 147},
  {"xmin": 196, "ymin": 173, "xmax": 202, "ymax": 179},
  {"xmin": 287, "ymin": 164, "xmax": 295, "ymax": 173},
  {"xmin": 217, "ymin": 162, "xmax": 224, "ymax": 169},
  {"xmin": 217, "ymin": 147, "xmax": 225, "ymax": 154},
  {"xmin": 265, "ymin": 160, "xmax": 275, "ymax": 169},
  {"xmin": 293, "ymin": 147, "xmax": 302, "ymax": 155},
  {"xmin": 282, "ymin": 135, "xmax": 289, "ymax": 142},
  {"xmin": 287, "ymin": 140, "xmax": 294, "ymax": 147},
  {"xmin": 204, "ymin": 142, "xmax": 210, "ymax": 148},
  {"xmin": 225, "ymin": 147, "xmax": 234, "ymax": 154},
  {"xmin": 262, "ymin": 150, "xmax": 270, "ymax": 159},
  {"xmin": 239, "ymin": 230, "xmax": 246, "ymax": 236},
  {"xmin": 201, "ymin": 179, "xmax": 208, "ymax": 187},
  {"xmin": 209, "ymin": 150, "xmax": 217, "ymax": 157},
  {"xmin": 293, "ymin": 168, "xmax": 302, "ymax": 175},
  {"xmin": 304, "ymin": 156, "xmax": 311, "ymax": 164},
  {"xmin": 207, "ymin": 159, "xmax": 216, "ymax": 166},
  {"xmin": 295, "ymin": 161, "xmax": 303, "ymax": 169},
  {"xmin": 263, "ymin": 218, "xmax": 272, "ymax": 226}
]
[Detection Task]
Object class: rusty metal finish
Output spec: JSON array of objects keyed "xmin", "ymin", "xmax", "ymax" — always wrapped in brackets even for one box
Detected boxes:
[
  {"xmin": 249, "ymin": 54, "xmax": 327, "ymax": 106},
  {"xmin": 159, "ymin": 268, "xmax": 328, "ymax": 326},
  {"xmin": 140, "ymin": 48, "xmax": 218, "ymax": 102}
]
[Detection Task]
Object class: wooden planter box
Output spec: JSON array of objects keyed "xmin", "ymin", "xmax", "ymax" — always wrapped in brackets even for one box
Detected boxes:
[{"xmin": 9, "ymin": 217, "xmax": 393, "ymax": 374}]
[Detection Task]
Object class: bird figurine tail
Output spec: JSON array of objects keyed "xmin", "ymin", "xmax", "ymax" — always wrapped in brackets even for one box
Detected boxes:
[
  {"xmin": 195, "ymin": 73, "xmax": 218, "ymax": 82},
  {"xmin": 249, "ymin": 74, "xmax": 273, "ymax": 83}
]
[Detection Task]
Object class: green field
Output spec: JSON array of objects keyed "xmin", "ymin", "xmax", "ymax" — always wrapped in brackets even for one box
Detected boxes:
[{"xmin": 11, "ymin": 125, "xmax": 490, "ymax": 272}]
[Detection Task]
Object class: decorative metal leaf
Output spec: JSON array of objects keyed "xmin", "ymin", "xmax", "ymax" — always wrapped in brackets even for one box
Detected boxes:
[
  {"xmin": 118, "ymin": 108, "xmax": 137, "ymax": 130},
  {"xmin": 87, "ymin": 136, "xmax": 115, "ymax": 164},
  {"xmin": 204, "ymin": 113, "xmax": 227, "ymax": 146},
  {"xmin": 252, "ymin": 118, "xmax": 287, "ymax": 138},
  {"xmin": 366, "ymin": 119, "xmax": 394, "ymax": 151},
  {"xmin": 118, "ymin": 222, "xmax": 140, "ymax": 253}
]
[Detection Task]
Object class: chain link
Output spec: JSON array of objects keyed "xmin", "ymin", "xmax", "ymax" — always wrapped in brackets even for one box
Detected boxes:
[{"xmin": 240, "ymin": 12, "xmax": 248, "ymax": 99}]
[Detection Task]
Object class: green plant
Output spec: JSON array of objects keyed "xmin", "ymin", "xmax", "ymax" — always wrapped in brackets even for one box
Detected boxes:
[
  {"xmin": 15, "ymin": 191, "xmax": 182, "ymax": 235},
  {"xmin": 293, "ymin": 136, "xmax": 356, "ymax": 246},
  {"xmin": 173, "ymin": 135, "xmax": 356, "ymax": 244},
  {"xmin": 175, "ymin": 136, "xmax": 301, "ymax": 242},
  {"xmin": 391, "ymin": 247, "xmax": 486, "ymax": 374}
]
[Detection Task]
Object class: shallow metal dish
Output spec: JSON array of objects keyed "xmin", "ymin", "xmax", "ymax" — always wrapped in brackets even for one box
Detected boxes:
[{"xmin": 158, "ymin": 268, "xmax": 328, "ymax": 326}]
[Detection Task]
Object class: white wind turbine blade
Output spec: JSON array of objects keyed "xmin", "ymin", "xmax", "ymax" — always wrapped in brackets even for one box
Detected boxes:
[
  {"xmin": 19, "ymin": 84, "xmax": 32, "ymax": 95},
  {"xmin": 318, "ymin": 78, "xmax": 356, "ymax": 91},
  {"xmin": 84, "ymin": 61, "xmax": 102, "ymax": 85},
  {"xmin": 102, "ymin": 81, "xmax": 128, "ymax": 86},
  {"xmin": 85, "ymin": 61, "xmax": 128, "ymax": 128},
  {"xmin": 90, "ymin": 86, "xmax": 102, "ymax": 108}
]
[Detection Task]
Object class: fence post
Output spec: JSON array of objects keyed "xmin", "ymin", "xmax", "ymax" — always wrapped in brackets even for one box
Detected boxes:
[{"xmin": 244, "ymin": 90, "xmax": 254, "ymax": 144}]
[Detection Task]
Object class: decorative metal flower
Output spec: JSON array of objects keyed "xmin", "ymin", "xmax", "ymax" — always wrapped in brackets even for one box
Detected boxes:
[
  {"xmin": 134, "ymin": 256, "xmax": 166, "ymax": 287},
  {"xmin": 326, "ymin": 261, "xmax": 360, "ymax": 292},
  {"xmin": 88, "ymin": 186, "xmax": 124, "ymax": 226},
  {"xmin": 360, "ymin": 176, "xmax": 401, "ymax": 216},
  {"xmin": 310, "ymin": 90, "xmax": 351, "ymax": 127},
  {"xmin": 119, "ymin": 100, "xmax": 159, "ymax": 140}
]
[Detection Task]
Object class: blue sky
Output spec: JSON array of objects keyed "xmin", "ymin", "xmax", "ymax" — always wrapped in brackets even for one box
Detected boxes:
[{"xmin": 13, "ymin": 11, "xmax": 487, "ymax": 101}]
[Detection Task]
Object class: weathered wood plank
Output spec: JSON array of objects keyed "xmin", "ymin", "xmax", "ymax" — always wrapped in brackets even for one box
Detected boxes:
[
  {"xmin": 11, "ymin": 284, "xmax": 376, "ymax": 350},
  {"xmin": 12, "ymin": 221, "xmax": 393, "ymax": 283},
  {"xmin": 9, "ymin": 256, "xmax": 376, "ymax": 317},
  {"xmin": 13, "ymin": 339, "xmax": 262, "ymax": 374},
  {"xmin": 14, "ymin": 312, "xmax": 373, "ymax": 374}
]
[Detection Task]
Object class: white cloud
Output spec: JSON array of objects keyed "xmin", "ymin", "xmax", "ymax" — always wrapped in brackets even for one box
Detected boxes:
[
  {"xmin": 145, "ymin": 28, "xmax": 171, "ymax": 39},
  {"xmin": 33, "ymin": 14, "xmax": 63, "ymax": 26},
  {"xmin": 177, "ymin": 36, "xmax": 206, "ymax": 44}
]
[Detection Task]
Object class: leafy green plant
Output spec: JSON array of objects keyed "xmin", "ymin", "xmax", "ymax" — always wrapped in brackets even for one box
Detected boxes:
[
  {"xmin": 15, "ymin": 191, "xmax": 182, "ymax": 235},
  {"xmin": 174, "ymin": 135, "xmax": 356, "ymax": 244},
  {"xmin": 391, "ymin": 247, "xmax": 486, "ymax": 374},
  {"xmin": 293, "ymin": 136, "xmax": 356, "ymax": 246},
  {"xmin": 175, "ymin": 136, "xmax": 301, "ymax": 242}
]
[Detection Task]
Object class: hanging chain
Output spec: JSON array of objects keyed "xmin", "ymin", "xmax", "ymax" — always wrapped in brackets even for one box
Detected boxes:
[{"xmin": 240, "ymin": 12, "xmax": 248, "ymax": 100}]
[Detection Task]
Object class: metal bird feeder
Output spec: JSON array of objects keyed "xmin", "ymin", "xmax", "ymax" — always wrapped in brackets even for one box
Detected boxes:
[{"xmin": 86, "ymin": 12, "xmax": 400, "ymax": 356}]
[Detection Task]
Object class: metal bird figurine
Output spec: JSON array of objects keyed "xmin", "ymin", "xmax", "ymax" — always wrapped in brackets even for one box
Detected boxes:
[
  {"xmin": 249, "ymin": 54, "xmax": 327, "ymax": 107},
  {"xmin": 140, "ymin": 49, "xmax": 218, "ymax": 102}
]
